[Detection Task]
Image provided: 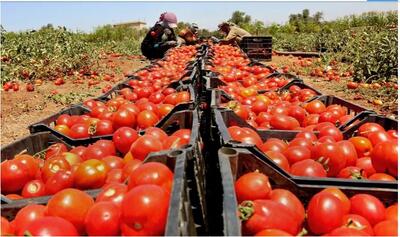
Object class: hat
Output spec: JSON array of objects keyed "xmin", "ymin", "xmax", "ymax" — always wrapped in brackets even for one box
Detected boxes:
[
  {"xmin": 160, "ymin": 12, "xmax": 178, "ymax": 28},
  {"xmin": 190, "ymin": 23, "xmax": 199, "ymax": 33},
  {"xmin": 218, "ymin": 22, "xmax": 229, "ymax": 29}
]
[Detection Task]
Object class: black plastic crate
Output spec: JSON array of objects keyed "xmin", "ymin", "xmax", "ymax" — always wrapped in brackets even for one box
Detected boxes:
[
  {"xmin": 212, "ymin": 108, "xmax": 397, "ymax": 187},
  {"xmin": 240, "ymin": 36, "xmax": 273, "ymax": 61},
  {"xmin": 216, "ymin": 146, "xmax": 397, "ymax": 236},
  {"xmin": 340, "ymin": 111, "xmax": 398, "ymax": 135},
  {"xmin": 275, "ymin": 79, "xmax": 323, "ymax": 95}
]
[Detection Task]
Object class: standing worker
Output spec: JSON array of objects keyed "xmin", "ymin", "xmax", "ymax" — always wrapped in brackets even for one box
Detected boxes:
[
  {"xmin": 177, "ymin": 23, "xmax": 199, "ymax": 46},
  {"xmin": 141, "ymin": 12, "xmax": 178, "ymax": 60},
  {"xmin": 214, "ymin": 22, "xmax": 251, "ymax": 46}
]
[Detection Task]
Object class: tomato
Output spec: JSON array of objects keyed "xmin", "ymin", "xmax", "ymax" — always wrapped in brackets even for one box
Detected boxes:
[
  {"xmin": 336, "ymin": 141, "xmax": 358, "ymax": 167},
  {"xmin": 305, "ymin": 100, "xmax": 326, "ymax": 114},
  {"xmin": 5, "ymin": 194, "xmax": 23, "ymax": 200},
  {"xmin": 358, "ymin": 123, "xmax": 385, "ymax": 137},
  {"xmin": 84, "ymin": 201, "xmax": 121, "ymax": 236},
  {"xmin": 44, "ymin": 170, "xmax": 74, "ymax": 195},
  {"xmin": 102, "ymin": 155, "xmax": 124, "ymax": 170},
  {"xmin": 290, "ymin": 159, "xmax": 327, "ymax": 177},
  {"xmin": 321, "ymin": 187, "xmax": 351, "ymax": 214},
  {"xmin": 94, "ymin": 119, "xmax": 114, "ymax": 136},
  {"xmin": 122, "ymin": 159, "xmax": 143, "ymax": 181},
  {"xmin": 255, "ymin": 229, "xmax": 291, "ymax": 236},
  {"xmin": 239, "ymin": 200, "xmax": 300, "ymax": 235},
  {"xmin": 69, "ymin": 123, "xmax": 90, "ymax": 138},
  {"xmin": 145, "ymin": 127, "xmax": 169, "ymax": 140},
  {"xmin": 311, "ymin": 143, "xmax": 346, "ymax": 177},
  {"xmin": 387, "ymin": 130, "xmax": 398, "ymax": 140},
  {"xmin": 269, "ymin": 189, "xmax": 305, "ymax": 225},
  {"xmin": 128, "ymin": 162, "xmax": 173, "ymax": 192},
  {"xmin": 288, "ymin": 138, "xmax": 313, "ymax": 150},
  {"xmin": 112, "ymin": 127, "xmax": 138, "ymax": 154},
  {"xmin": 157, "ymin": 104, "xmax": 174, "ymax": 117},
  {"xmin": 337, "ymin": 166, "xmax": 367, "ymax": 180},
  {"xmin": 370, "ymin": 141, "xmax": 397, "ymax": 177},
  {"xmin": 235, "ymin": 171, "xmax": 271, "ymax": 203},
  {"xmin": 94, "ymin": 140, "xmax": 117, "ymax": 156},
  {"xmin": 302, "ymin": 114, "xmax": 320, "ymax": 127},
  {"xmin": 341, "ymin": 214, "xmax": 373, "ymax": 236},
  {"xmin": 373, "ymin": 220, "xmax": 398, "ymax": 236},
  {"xmin": 105, "ymin": 168, "xmax": 123, "ymax": 183},
  {"xmin": 129, "ymin": 135, "xmax": 164, "ymax": 161},
  {"xmin": 148, "ymin": 92, "xmax": 165, "ymax": 104},
  {"xmin": 112, "ymin": 109, "xmax": 137, "ymax": 129},
  {"xmin": 47, "ymin": 188, "xmax": 94, "ymax": 233},
  {"xmin": 368, "ymin": 131, "xmax": 393, "ymax": 146},
  {"xmin": 121, "ymin": 185, "xmax": 170, "ymax": 236},
  {"xmin": 14, "ymin": 154, "xmax": 40, "ymax": 177},
  {"xmin": 350, "ymin": 194, "xmax": 386, "ymax": 226},
  {"xmin": 385, "ymin": 203, "xmax": 398, "ymax": 221},
  {"xmin": 369, "ymin": 173, "xmax": 396, "ymax": 181},
  {"xmin": 172, "ymin": 129, "xmax": 191, "ymax": 144},
  {"xmin": 70, "ymin": 146, "xmax": 86, "ymax": 157},
  {"xmin": 283, "ymin": 146, "xmax": 311, "ymax": 165},
  {"xmin": 270, "ymin": 114, "xmax": 300, "ymax": 130},
  {"xmin": 1, "ymin": 217, "xmax": 14, "ymax": 235},
  {"xmin": 318, "ymin": 126, "xmax": 343, "ymax": 141},
  {"xmin": 74, "ymin": 159, "xmax": 108, "ymax": 189},
  {"xmin": 96, "ymin": 183, "xmax": 128, "ymax": 208},
  {"xmin": 137, "ymin": 110, "xmax": 159, "ymax": 129},
  {"xmin": 13, "ymin": 204, "xmax": 47, "ymax": 235},
  {"xmin": 327, "ymin": 226, "xmax": 368, "ymax": 236},
  {"xmin": 25, "ymin": 216, "xmax": 78, "ymax": 236},
  {"xmin": 307, "ymin": 192, "xmax": 345, "ymax": 234},
  {"xmin": 264, "ymin": 151, "xmax": 290, "ymax": 171},
  {"xmin": 260, "ymin": 139, "xmax": 288, "ymax": 154},
  {"xmin": 356, "ymin": 157, "xmax": 376, "ymax": 177},
  {"xmin": 21, "ymin": 179, "xmax": 46, "ymax": 198},
  {"xmin": 41, "ymin": 156, "xmax": 71, "ymax": 182},
  {"xmin": 45, "ymin": 143, "xmax": 68, "ymax": 159},
  {"xmin": 1, "ymin": 159, "xmax": 33, "ymax": 193}
]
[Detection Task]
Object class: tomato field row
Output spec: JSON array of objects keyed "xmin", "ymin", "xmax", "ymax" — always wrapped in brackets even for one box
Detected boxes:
[{"xmin": 1, "ymin": 44, "xmax": 398, "ymax": 236}]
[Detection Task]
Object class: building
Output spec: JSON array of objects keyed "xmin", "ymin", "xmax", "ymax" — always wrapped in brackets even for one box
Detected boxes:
[{"xmin": 113, "ymin": 21, "xmax": 146, "ymax": 30}]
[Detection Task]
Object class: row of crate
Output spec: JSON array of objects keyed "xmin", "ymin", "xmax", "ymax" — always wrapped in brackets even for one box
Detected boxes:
[{"xmin": 1, "ymin": 43, "xmax": 398, "ymax": 236}]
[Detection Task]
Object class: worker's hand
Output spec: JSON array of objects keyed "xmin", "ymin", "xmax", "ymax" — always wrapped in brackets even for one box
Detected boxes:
[
  {"xmin": 164, "ymin": 41, "xmax": 177, "ymax": 46},
  {"xmin": 210, "ymin": 36, "xmax": 220, "ymax": 43}
]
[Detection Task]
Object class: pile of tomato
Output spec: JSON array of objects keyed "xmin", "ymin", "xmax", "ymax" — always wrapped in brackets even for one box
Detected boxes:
[
  {"xmin": 235, "ymin": 171, "xmax": 397, "ymax": 236},
  {"xmin": 1, "ymin": 126, "xmax": 190, "ymax": 199},
  {"xmin": 52, "ymin": 88, "xmax": 190, "ymax": 139},
  {"xmin": 1, "ymin": 159, "xmax": 174, "ymax": 236}
]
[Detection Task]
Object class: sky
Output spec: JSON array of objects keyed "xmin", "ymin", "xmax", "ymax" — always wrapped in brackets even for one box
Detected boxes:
[{"xmin": 1, "ymin": 1, "xmax": 398, "ymax": 32}]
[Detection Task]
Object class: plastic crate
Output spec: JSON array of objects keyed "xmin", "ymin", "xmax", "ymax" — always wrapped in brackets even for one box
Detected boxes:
[
  {"xmin": 340, "ymin": 111, "xmax": 398, "ymax": 135},
  {"xmin": 276, "ymin": 79, "xmax": 323, "ymax": 95},
  {"xmin": 216, "ymin": 146, "xmax": 397, "ymax": 235},
  {"xmin": 212, "ymin": 108, "xmax": 398, "ymax": 187},
  {"xmin": 240, "ymin": 36, "xmax": 273, "ymax": 61}
]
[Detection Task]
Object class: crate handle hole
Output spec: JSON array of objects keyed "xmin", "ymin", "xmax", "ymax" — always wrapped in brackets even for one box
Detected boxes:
[
  {"xmin": 168, "ymin": 150, "xmax": 184, "ymax": 157},
  {"xmin": 220, "ymin": 147, "xmax": 238, "ymax": 156}
]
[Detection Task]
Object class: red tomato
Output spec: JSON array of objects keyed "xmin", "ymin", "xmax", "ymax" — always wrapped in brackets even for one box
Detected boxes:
[
  {"xmin": 269, "ymin": 189, "xmax": 305, "ymax": 225},
  {"xmin": 145, "ymin": 127, "xmax": 169, "ymax": 140},
  {"xmin": 102, "ymin": 155, "xmax": 124, "ymax": 170},
  {"xmin": 290, "ymin": 159, "xmax": 327, "ymax": 177},
  {"xmin": 321, "ymin": 187, "xmax": 351, "ymax": 214},
  {"xmin": 137, "ymin": 110, "xmax": 159, "ymax": 129},
  {"xmin": 84, "ymin": 201, "xmax": 121, "ymax": 236},
  {"xmin": 96, "ymin": 183, "xmax": 127, "ymax": 208},
  {"xmin": 283, "ymin": 146, "xmax": 311, "ymax": 165},
  {"xmin": 129, "ymin": 135, "xmax": 164, "ymax": 161},
  {"xmin": 387, "ymin": 130, "xmax": 398, "ymax": 140},
  {"xmin": 373, "ymin": 220, "xmax": 398, "ymax": 236},
  {"xmin": 21, "ymin": 179, "xmax": 46, "ymax": 198},
  {"xmin": 240, "ymin": 200, "xmax": 300, "ymax": 235},
  {"xmin": 261, "ymin": 138, "xmax": 288, "ymax": 153},
  {"xmin": 356, "ymin": 157, "xmax": 376, "ymax": 177},
  {"xmin": 74, "ymin": 159, "xmax": 108, "ymax": 189},
  {"xmin": 13, "ymin": 204, "xmax": 47, "ymax": 235},
  {"xmin": 369, "ymin": 173, "xmax": 396, "ymax": 181},
  {"xmin": 70, "ymin": 146, "xmax": 86, "ymax": 157},
  {"xmin": 128, "ymin": 162, "xmax": 173, "ymax": 192},
  {"xmin": 25, "ymin": 216, "xmax": 78, "ymax": 236},
  {"xmin": 47, "ymin": 188, "xmax": 94, "ymax": 233},
  {"xmin": 307, "ymin": 192, "xmax": 345, "ymax": 234},
  {"xmin": 368, "ymin": 131, "xmax": 393, "ymax": 146},
  {"xmin": 235, "ymin": 171, "xmax": 271, "ymax": 203},
  {"xmin": 305, "ymin": 100, "xmax": 326, "ymax": 114},
  {"xmin": 157, "ymin": 104, "xmax": 174, "ymax": 117},
  {"xmin": 171, "ymin": 129, "xmax": 191, "ymax": 144},
  {"xmin": 95, "ymin": 119, "xmax": 114, "ymax": 136},
  {"xmin": 336, "ymin": 141, "xmax": 358, "ymax": 167},
  {"xmin": 311, "ymin": 142, "xmax": 346, "ymax": 177},
  {"xmin": 358, "ymin": 123, "xmax": 385, "ymax": 137},
  {"xmin": 121, "ymin": 185, "xmax": 170, "ymax": 236},
  {"xmin": 270, "ymin": 114, "xmax": 300, "ymax": 130},
  {"xmin": 255, "ymin": 229, "xmax": 291, "ymax": 236},
  {"xmin": 1, "ymin": 217, "xmax": 14, "ymax": 236},
  {"xmin": 105, "ymin": 168, "xmax": 123, "ymax": 183},
  {"xmin": 69, "ymin": 123, "xmax": 90, "ymax": 138},
  {"xmin": 327, "ymin": 226, "xmax": 368, "ymax": 236},
  {"xmin": 370, "ymin": 141, "xmax": 398, "ymax": 177},
  {"xmin": 45, "ymin": 170, "xmax": 74, "ymax": 195},
  {"xmin": 350, "ymin": 194, "xmax": 386, "ymax": 226},
  {"xmin": 264, "ymin": 151, "xmax": 290, "ymax": 171},
  {"xmin": 14, "ymin": 154, "xmax": 40, "ymax": 178},
  {"xmin": 318, "ymin": 126, "xmax": 343, "ymax": 141},
  {"xmin": 45, "ymin": 143, "xmax": 68, "ymax": 159},
  {"xmin": 385, "ymin": 203, "xmax": 398, "ymax": 221},
  {"xmin": 288, "ymin": 138, "xmax": 313, "ymax": 150},
  {"xmin": 94, "ymin": 140, "xmax": 117, "ymax": 156},
  {"xmin": 341, "ymin": 214, "xmax": 373, "ymax": 236},
  {"xmin": 41, "ymin": 156, "xmax": 71, "ymax": 182},
  {"xmin": 337, "ymin": 166, "xmax": 367, "ymax": 179},
  {"xmin": 112, "ymin": 109, "xmax": 137, "ymax": 129},
  {"xmin": 113, "ymin": 127, "xmax": 139, "ymax": 155}
]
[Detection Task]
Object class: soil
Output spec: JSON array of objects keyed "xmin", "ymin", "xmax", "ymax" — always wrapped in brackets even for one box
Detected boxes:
[{"xmin": 1, "ymin": 56, "xmax": 148, "ymax": 146}]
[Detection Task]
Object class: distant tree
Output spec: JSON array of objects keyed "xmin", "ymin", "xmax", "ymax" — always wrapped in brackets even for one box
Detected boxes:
[{"xmin": 229, "ymin": 11, "xmax": 252, "ymax": 26}]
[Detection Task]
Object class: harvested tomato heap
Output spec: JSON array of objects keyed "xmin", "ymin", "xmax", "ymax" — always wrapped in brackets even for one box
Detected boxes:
[{"xmin": 235, "ymin": 171, "xmax": 397, "ymax": 236}]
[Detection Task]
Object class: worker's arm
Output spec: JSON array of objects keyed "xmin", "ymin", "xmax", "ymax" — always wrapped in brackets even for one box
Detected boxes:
[{"xmin": 218, "ymin": 30, "xmax": 239, "ymax": 46}]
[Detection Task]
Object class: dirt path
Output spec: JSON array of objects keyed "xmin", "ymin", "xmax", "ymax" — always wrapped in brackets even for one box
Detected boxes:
[{"xmin": 1, "ymin": 56, "xmax": 149, "ymax": 146}]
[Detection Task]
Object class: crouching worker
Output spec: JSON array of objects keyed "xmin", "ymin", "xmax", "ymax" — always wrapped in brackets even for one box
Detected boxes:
[
  {"xmin": 141, "ymin": 12, "xmax": 178, "ymax": 60},
  {"xmin": 214, "ymin": 22, "xmax": 251, "ymax": 46},
  {"xmin": 177, "ymin": 23, "xmax": 199, "ymax": 46}
]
